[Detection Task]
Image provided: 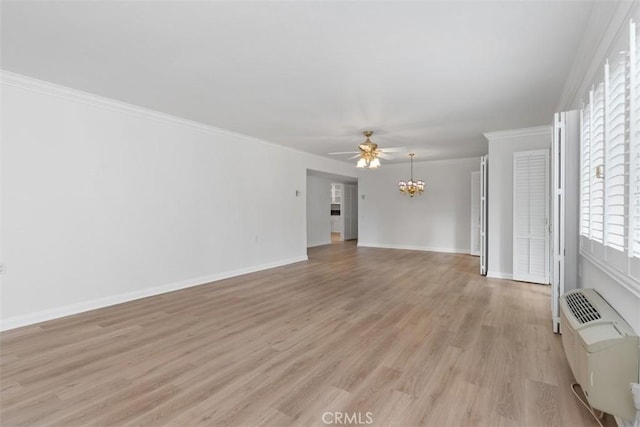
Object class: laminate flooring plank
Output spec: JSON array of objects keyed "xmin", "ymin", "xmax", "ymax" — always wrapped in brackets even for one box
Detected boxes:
[{"xmin": 0, "ymin": 242, "xmax": 616, "ymax": 426}]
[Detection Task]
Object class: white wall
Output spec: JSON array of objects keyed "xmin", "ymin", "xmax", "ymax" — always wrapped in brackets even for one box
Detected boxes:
[
  {"xmin": 486, "ymin": 126, "xmax": 551, "ymax": 279},
  {"xmin": 0, "ymin": 72, "xmax": 357, "ymax": 330},
  {"xmin": 358, "ymin": 157, "xmax": 478, "ymax": 253},
  {"xmin": 580, "ymin": 258, "xmax": 640, "ymax": 333},
  {"xmin": 556, "ymin": 1, "xmax": 640, "ymax": 334},
  {"xmin": 306, "ymin": 174, "xmax": 331, "ymax": 247}
]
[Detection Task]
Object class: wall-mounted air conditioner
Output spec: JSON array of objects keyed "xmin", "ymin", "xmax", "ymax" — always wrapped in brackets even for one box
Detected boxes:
[{"xmin": 560, "ymin": 289, "xmax": 639, "ymax": 421}]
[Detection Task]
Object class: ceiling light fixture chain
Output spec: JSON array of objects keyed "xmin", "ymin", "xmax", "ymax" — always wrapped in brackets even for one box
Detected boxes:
[{"xmin": 398, "ymin": 153, "xmax": 425, "ymax": 197}]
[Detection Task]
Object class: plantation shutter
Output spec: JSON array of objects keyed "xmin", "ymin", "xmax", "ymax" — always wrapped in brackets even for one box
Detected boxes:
[
  {"xmin": 605, "ymin": 58, "xmax": 627, "ymax": 252},
  {"xmin": 581, "ymin": 105, "xmax": 591, "ymax": 237},
  {"xmin": 575, "ymin": 18, "xmax": 640, "ymax": 292},
  {"xmin": 591, "ymin": 83, "xmax": 606, "ymax": 243},
  {"xmin": 630, "ymin": 21, "xmax": 640, "ymax": 258}
]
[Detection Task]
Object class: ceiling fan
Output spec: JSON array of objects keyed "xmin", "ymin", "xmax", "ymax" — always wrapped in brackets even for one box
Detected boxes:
[{"xmin": 329, "ymin": 131, "xmax": 405, "ymax": 168}]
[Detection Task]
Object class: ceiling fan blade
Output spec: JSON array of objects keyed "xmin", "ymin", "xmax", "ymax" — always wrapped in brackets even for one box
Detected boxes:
[
  {"xmin": 328, "ymin": 151, "xmax": 360, "ymax": 155},
  {"xmin": 379, "ymin": 147, "xmax": 407, "ymax": 153},
  {"xmin": 378, "ymin": 153, "xmax": 394, "ymax": 160},
  {"xmin": 348, "ymin": 154, "xmax": 362, "ymax": 160}
]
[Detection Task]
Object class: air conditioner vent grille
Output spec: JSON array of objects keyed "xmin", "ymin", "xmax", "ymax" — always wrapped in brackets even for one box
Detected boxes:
[{"xmin": 565, "ymin": 292, "xmax": 602, "ymax": 324}]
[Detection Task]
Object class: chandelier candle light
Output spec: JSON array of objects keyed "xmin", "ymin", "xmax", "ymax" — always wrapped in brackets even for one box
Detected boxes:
[{"xmin": 398, "ymin": 153, "xmax": 425, "ymax": 197}]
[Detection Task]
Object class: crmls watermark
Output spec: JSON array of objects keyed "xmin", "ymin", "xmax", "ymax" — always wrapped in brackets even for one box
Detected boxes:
[{"xmin": 321, "ymin": 411, "xmax": 373, "ymax": 425}]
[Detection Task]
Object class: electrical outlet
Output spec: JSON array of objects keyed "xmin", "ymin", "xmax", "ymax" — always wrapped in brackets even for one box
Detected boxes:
[{"xmin": 0, "ymin": 263, "xmax": 5, "ymax": 274}]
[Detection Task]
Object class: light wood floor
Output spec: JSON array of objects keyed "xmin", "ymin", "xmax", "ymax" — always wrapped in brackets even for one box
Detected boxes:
[{"xmin": 1, "ymin": 242, "xmax": 613, "ymax": 426}]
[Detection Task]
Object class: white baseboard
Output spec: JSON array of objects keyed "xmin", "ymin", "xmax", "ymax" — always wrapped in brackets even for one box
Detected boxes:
[
  {"xmin": 486, "ymin": 271, "xmax": 513, "ymax": 280},
  {"xmin": 307, "ymin": 240, "xmax": 332, "ymax": 248},
  {"xmin": 357, "ymin": 242, "xmax": 469, "ymax": 254},
  {"xmin": 0, "ymin": 255, "xmax": 308, "ymax": 331}
]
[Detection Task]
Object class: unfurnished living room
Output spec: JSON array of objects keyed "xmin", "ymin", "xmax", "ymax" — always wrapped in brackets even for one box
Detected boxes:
[{"xmin": 2, "ymin": 1, "xmax": 640, "ymax": 426}]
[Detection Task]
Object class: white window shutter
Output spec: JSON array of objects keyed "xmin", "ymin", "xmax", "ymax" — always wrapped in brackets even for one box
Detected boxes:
[
  {"xmin": 581, "ymin": 105, "xmax": 591, "ymax": 238},
  {"xmin": 630, "ymin": 21, "xmax": 640, "ymax": 258},
  {"xmin": 591, "ymin": 83, "xmax": 606, "ymax": 243},
  {"xmin": 575, "ymin": 18, "xmax": 640, "ymax": 293},
  {"xmin": 605, "ymin": 57, "xmax": 627, "ymax": 252}
]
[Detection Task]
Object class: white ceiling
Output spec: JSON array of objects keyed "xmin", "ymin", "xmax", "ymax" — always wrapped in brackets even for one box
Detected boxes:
[{"xmin": 1, "ymin": 1, "xmax": 600, "ymax": 164}]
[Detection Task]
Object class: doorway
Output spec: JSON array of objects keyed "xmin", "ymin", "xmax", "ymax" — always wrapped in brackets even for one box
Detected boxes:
[
  {"xmin": 306, "ymin": 170, "xmax": 358, "ymax": 249},
  {"xmin": 330, "ymin": 183, "xmax": 342, "ymax": 242},
  {"xmin": 330, "ymin": 182, "xmax": 358, "ymax": 243}
]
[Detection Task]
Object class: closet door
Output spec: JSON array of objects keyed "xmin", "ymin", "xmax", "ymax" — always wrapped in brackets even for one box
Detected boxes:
[{"xmin": 513, "ymin": 150, "xmax": 550, "ymax": 284}]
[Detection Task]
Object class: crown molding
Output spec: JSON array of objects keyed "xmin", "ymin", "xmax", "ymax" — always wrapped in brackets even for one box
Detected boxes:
[
  {"xmin": 0, "ymin": 70, "xmax": 357, "ymax": 173},
  {"xmin": 483, "ymin": 125, "xmax": 552, "ymax": 141},
  {"xmin": 557, "ymin": 0, "xmax": 640, "ymax": 110},
  {"xmin": 410, "ymin": 156, "xmax": 482, "ymax": 166},
  {"xmin": 1, "ymin": 70, "xmax": 249, "ymax": 140}
]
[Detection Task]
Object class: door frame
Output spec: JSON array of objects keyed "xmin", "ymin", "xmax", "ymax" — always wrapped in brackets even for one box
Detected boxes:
[
  {"xmin": 551, "ymin": 112, "xmax": 566, "ymax": 333},
  {"xmin": 480, "ymin": 155, "xmax": 488, "ymax": 275}
]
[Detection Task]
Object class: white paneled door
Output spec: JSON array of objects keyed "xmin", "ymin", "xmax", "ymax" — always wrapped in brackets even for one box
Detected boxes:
[
  {"xmin": 470, "ymin": 171, "xmax": 481, "ymax": 256},
  {"xmin": 513, "ymin": 150, "xmax": 550, "ymax": 284}
]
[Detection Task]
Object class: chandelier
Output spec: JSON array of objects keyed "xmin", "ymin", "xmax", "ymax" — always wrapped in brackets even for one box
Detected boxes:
[{"xmin": 398, "ymin": 153, "xmax": 425, "ymax": 197}]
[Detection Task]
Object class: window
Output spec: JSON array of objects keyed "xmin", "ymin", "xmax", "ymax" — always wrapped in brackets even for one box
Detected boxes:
[
  {"xmin": 630, "ymin": 20, "xmax": 640, "ymax": 258},
  {"xmin": 604, "ymin": 58, "xmax": 627, "ymax": 252},
  {"xmin": 579, "ymin": 19, "xmax": 640, "ymax": 293},
  {"xmin": 581, "ymin": 103, "xmax": 591, "ymax": 237},
  {"xmin": 590, "ymin": 83, "xmax": 605, "ymax": 243}
]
